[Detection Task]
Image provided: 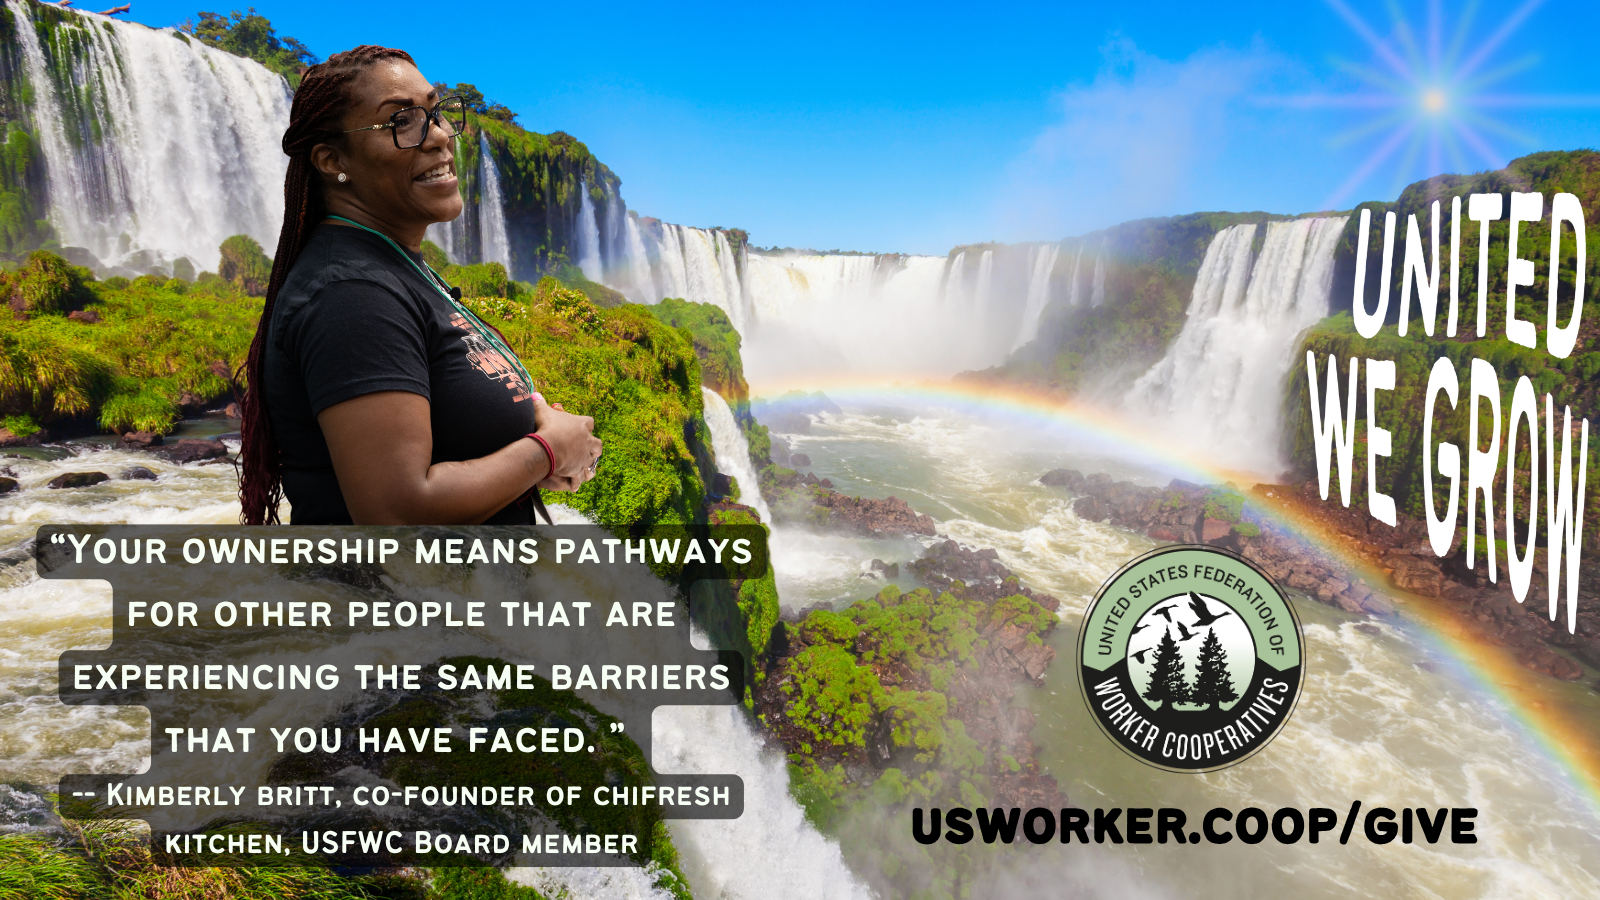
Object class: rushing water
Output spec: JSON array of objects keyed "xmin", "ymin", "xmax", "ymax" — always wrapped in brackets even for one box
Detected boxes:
[
  {"xmin": 2, "ymin": 15, "xmax": 1593, "ymax": 891},
  {"xmin": 478, "ymin": 133, "xmax": 514, "ymax": 273},
  {"xmin": 10, "ymin": 1, "xmax": 291, "ymax": 274},
  {"xmin": 756, "ymin": 393, "xmax": 1600, "ymax": 900},
  {"xmin": 700, "ymin": 388, "xmax": 772, "ymax": 523},
  {"xmin": 577, "ymin": 180, "xmax": 605, "ymax": 281},
  {"xmin": 0, "ymin": 414, "xmax": 870, "ymax": 900},
  {"xmin": 1014, "ymin": 244, "xmax": 1061, "ymax": 351},
  {"xmin": 1127, "ymin": 216, "xmax": 1348, "ymax": 472},
  {"xmin": 3, "ymin": 389, "xmax": 1599, "ymax": 900},
  {"xmin": 609, "ymin": 230, "xmax": 1068, "ymax": 381}
]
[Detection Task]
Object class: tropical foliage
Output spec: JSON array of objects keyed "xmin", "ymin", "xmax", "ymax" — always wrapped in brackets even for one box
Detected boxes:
[
  {"xmin": 0, "ymin": 253, "xmax": 255, "ymax": 435},
  {"xmin": 184, "ymin": 8, "xmax": 317, "ymax": 87}
]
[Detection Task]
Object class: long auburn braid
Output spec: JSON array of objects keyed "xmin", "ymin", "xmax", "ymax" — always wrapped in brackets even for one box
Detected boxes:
[{"xmin": 238, "ymin": 45, "xmax": 416, "ymax": 525}]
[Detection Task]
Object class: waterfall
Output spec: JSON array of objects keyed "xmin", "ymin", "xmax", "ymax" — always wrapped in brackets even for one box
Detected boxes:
[
  {"xmin": 623, "ymin": 215, "xmax": 656, "ymax": 299},
  {"xmin": 603, "ymin": 185, "xmax": 627, "ymax": 278},
  {"xmin": 477, "ymin": 133, "xmax": 512, "ymax": 272},
  {"xmin": 675, "ymin": 227, "xmax": 743, "ymax": 330},
  {"xmin": 12, "ymin": 1, "xmax": 291, "ymax": 274},
  {"xmin": 652, "ymin": 704, "xmax": 871, "ymax": 900},
  {"xmin": 700, "ymin": 388, "xmax": 770, "ymax": 523},
  {"xmin": 944, "ymin": 251, "xmax": 967, "ymax": 307},
  {"xmin": 423, "ymin": 221, "xmax": 457, "ymax": 262},
  {"xmin": 1067, "ymin": 244, "xmax": 1084, "ymax": 306},
  {"xmin": 1013, "ymin": 243, "xmax": 1061, "ymax": 349},
  {"xmin": 601, "ymin": 218, "xmax": 1056, "ymax": 382},
  {"xmin": 613, "ymin": 235, "xmax": 1022, "ymax": 383},
  {"xmin": 576, "ymin": 180, "xmax": 603, "ymax": 280},
  {"xmin": 713, "ymin": 231, "xmax": 745, "ymax": 327},
  {"xmin": 973, "ymin": 249, "xmax": 995, "ymax": 318},
  {"xmin": 614, "ymin": 222, "xmax": 750, "ymax": 329},
  {"xmin": 658, "ymin": 224, "xmax": 693, "ymax": 301},
  {"xmin": 1127, "ymin": 215, "xmax": 1349, "ymax": 472},
  {"xmin": 743, "ymin": 253, "xmax": 878, "ymax": 322},
  {"xmin": 1090, "ymin": 253, "xmax": 1107, "ymax": 307}
]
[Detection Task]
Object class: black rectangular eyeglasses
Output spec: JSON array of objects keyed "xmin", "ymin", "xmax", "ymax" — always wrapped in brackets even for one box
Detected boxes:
[{"xmin": 343, "ymin": 97, "xmax": 468, "ymax": 149}]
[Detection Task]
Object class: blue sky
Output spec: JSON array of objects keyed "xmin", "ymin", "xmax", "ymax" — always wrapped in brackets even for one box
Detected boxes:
[{"xmin": 132, "ymin": 1, "xmax": 1600, "ymax": 254}]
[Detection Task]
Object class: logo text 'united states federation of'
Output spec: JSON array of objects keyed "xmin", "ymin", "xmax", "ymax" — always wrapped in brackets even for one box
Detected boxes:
[{"xmin": 1077, "ymin": 545, "xmax": 1303, "ymax": 773}]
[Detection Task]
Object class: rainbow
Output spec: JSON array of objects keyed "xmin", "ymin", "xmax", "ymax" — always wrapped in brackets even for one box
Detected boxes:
[{"xmin": 750, "ymin": 373, "xmax": 1600, "ymax": 818}]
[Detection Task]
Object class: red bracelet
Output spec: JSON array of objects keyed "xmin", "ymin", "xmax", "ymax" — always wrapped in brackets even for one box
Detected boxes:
[{"xmin": 526, "ymin": 433, "xmax": 556, "ymax": 478}]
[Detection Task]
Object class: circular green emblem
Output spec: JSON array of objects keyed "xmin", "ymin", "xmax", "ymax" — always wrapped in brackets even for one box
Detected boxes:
[{"xmin": 1076, "ymin": 545, "xmax": 1304, "ymax": 772}]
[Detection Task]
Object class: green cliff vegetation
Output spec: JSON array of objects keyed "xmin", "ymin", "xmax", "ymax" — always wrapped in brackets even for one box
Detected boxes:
[
  {"xmin": 553, "ymin": 263, "xmax": 628, "ymax": 308},
  {"xmin": 774, "ymin": 584, "xmax": 1054, "ymax": 814},
  {"xmin": 645, "ymin": 298, "xmax": 748, "ymax": 404},
  {"xmin": 632, "ymin": 296, "xmax": 780, "ymax": 693},
  {"xmin": 183, "ymin": 8, "xmax": 317, "ymax": 88},
  {"xmin": 0, "ymin": 241, "xmax": 713, "ymax": 534},
  {"xmin": 434, "ymin": 81, "xmax": 518, "ymax": 125},
  {"xmin": 458, "ymin": 276, "xmax": 710, "ymax": 534},
  {"xmin": 421, "ymin": 107, "xmax": 629, "ymax": 286},
  {"xmin": 764, "ymin": 581, "xmax": 1058, "ymax": 899},
  {"xmin": 475, "ymin": 118, "xmax": 623, "ymax": 280},
  {"xmin": 637, "ymin": 297, "xmax": 774, "ymax": 492},
  {"xmin": 1284, "ymin": 150, "xmax": 1600, "ymax": 553},
  {"xmin": 0, "ymin": 823, "xmax": 411, "ymax": 900}
]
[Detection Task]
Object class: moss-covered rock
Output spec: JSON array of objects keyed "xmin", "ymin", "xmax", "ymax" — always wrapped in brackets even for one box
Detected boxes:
[
  {"xmin": 0, "ymin": 122, "xmax": 52, "ymax": 258},
  {"xmin": 754, "ymin": 579, "xmax": 1062, "ymax": 899},
  {"xmin": 758, "ymin": 581, "xmax": 1058, "ymax": 807},
  {"xmin": 3, "ymin": 249, "xmax": 94, "ymax": 315},
  {"xmin": 218, "ymin": 234, "xmax": 272, "ymax": 297}
]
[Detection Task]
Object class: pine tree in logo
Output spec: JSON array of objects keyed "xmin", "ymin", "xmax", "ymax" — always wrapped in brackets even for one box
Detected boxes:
[
  {"xmin": 1191, "ymin": 628, "xmax": 1239, "ymax": 710},
  {"xmin": 1141, "ymin": 629, "xmax": 1190, "ymax": 709}
]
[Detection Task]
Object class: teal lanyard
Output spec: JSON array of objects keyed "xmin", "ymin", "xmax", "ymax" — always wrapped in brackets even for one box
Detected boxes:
[{"xmin": 326, "ymin": 215, "xmax": 535, "ymax": 390}]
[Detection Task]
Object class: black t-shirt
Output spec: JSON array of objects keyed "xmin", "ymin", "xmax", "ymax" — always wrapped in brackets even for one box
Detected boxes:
[{"xmin": 263, "ymin": 223, "xmax": 537, "ymax": 524}]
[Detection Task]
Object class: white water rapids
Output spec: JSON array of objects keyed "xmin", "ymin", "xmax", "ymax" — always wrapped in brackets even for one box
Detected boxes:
[
  {"xmin": 752, "ymin": 394, "xmax": 1600, "ymax": 900},
  {"xmin": 0, "ymin": 420, "xmax": 870, "ymax": 900}
]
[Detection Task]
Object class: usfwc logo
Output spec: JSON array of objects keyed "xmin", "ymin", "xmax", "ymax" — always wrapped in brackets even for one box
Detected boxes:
[{"xmin": 1078, "ymin": 545, "xmax": 1303, "ymax": 772}]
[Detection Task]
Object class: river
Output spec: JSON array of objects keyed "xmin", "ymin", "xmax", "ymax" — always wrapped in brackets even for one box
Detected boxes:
[
  {"xmin": 3, "ymin": 400, "xmax": 1599, "ymax": 899},
  {"xmin": 759, "ymin": 391, "xmax": 1600, "ymax": 900}
]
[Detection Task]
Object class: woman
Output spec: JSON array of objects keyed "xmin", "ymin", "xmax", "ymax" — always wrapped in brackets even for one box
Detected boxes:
[{"xmin": 239, "ymin": 46, "xmax": 601, "ymax": 525}]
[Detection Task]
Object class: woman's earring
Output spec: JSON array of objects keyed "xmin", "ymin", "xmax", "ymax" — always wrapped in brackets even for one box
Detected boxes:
[{"xmin": 337, "ymin": 173, "xmax": 348, "ymax": 183}]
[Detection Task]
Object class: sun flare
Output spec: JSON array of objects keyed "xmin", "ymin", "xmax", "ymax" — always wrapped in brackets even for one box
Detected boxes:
[{"xmin": 1275, "ymin": 1, "xmax": 1594, "ymax": 207}]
